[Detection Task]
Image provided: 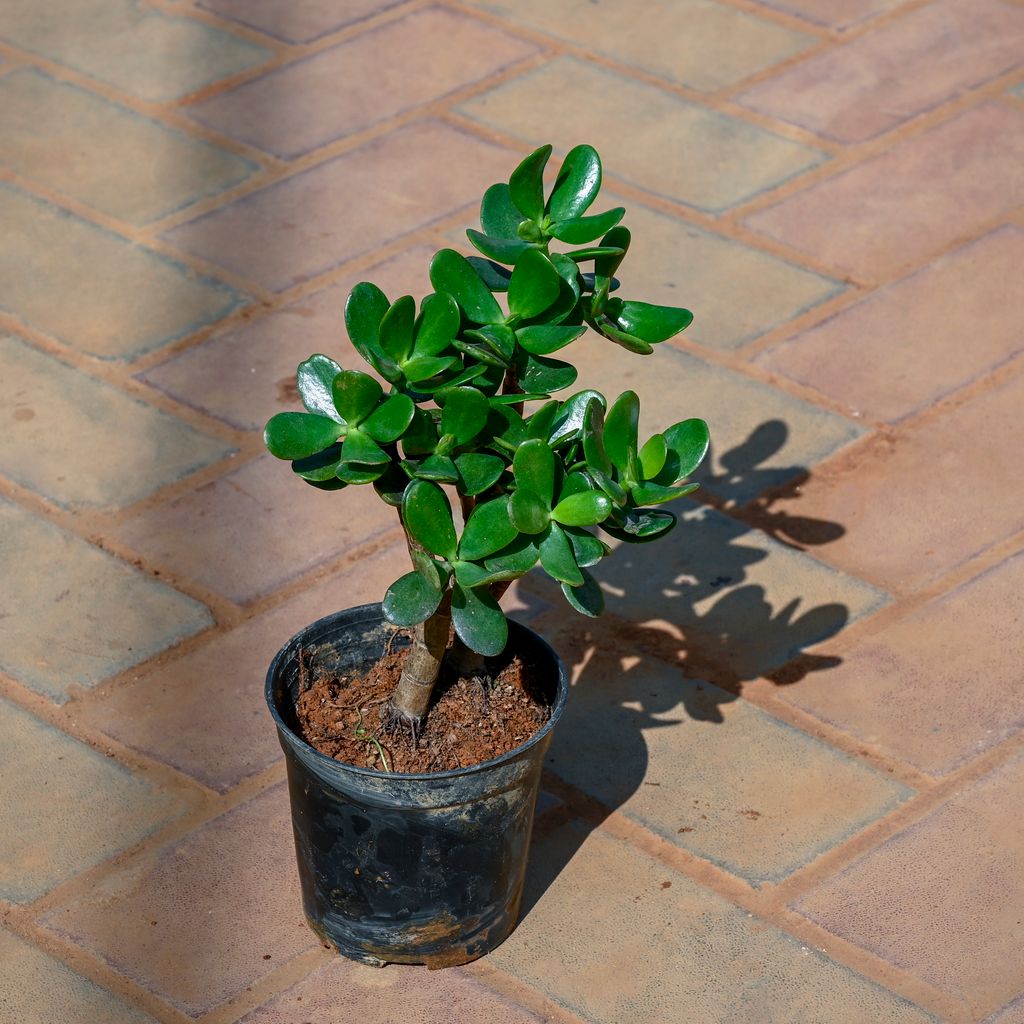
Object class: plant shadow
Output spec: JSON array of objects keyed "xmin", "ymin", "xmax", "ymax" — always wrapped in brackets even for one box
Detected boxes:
[{"xmin": 513, "ymin": 419, "xmax": 851, "ymax": 920}]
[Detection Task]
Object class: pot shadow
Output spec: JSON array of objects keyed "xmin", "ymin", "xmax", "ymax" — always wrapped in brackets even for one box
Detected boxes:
[{"xmin": 514, "ymin": 420, "xmax": 851, "ymax": 920}]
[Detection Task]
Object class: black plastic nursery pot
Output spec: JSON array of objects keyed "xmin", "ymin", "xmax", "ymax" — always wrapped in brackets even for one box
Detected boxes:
[{"xmin": 265, "ymin": 603, "xmax": 569, "ymax": 969}]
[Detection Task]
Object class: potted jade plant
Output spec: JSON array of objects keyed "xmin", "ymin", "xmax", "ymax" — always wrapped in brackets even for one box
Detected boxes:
[{"xmin": 264, "ymin": 143, "xmax": 709, "ymax": 968}]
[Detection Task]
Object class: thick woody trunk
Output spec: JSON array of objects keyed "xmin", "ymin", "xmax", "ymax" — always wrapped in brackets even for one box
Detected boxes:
[{"xmin": 388, "ymin": 594, "xmax": 451, "ymax": 730}]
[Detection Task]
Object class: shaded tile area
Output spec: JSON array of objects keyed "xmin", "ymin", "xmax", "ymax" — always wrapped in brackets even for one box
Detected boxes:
[
  {"xmin": 601, "ymin": 197, "xmax": 843, "ymax": 349},
  {"xmin": 0, "ymin": 929, "xmax": 157, "ymax": 1024},
  {"xmin": 140, "ymin": 244, "xmax": 435, "ymax": 431},
  {"xmin": 769, "ymin": 370, "xmax": 1024, "ymax": 594},
  {"xmin": 745, "ymin": 103, "xmax": 1024, "ymax": 280},
  {"xmin": 758, "ymin": 227, "xmax": 1024, "ymax": 421},
  {"xmin": 569, "ymin": 335, "xmax": 864, "ymax": 504},
  {"xmin": 795, "ymin": 750, "xmax": 1024, "ymax": 1017},
  {"xmin": 0, "ymin": 187, "xmax": 246, "ymax": 359},
  {"xmin": 164, "ymin": 120, "xmax": 514, "ymax": 291},
  {"xmin": 988, "ymin": 997, "xmax": 1024, "ymax": 1024},
  {"xmin": 201, "ymin": 0, "xmax": 404, "ymax": 44},
  {"xmin": 593, "ymin": 502, "xmax": 889, "ymax": 682},
  {"xmin": 0, "ymin": 699, "xmax": 186, "ymax": 903},
  {"xmin": 749, "ymin": 0, "xmax": 907, "ymax": 30},
  {"xmin": 79, "ymin": 544, "xmax": 410, "ymax": 791},
  {"xmin": 42, "ymin": 786, "xmax": 317, "ymax": 1017},
  {"xmin": 458, "ymin": 57, "xmax": 826, "ymax": 213},
  {"xmin": 110, "ymin": 454, "xmax": 394, "ymax": 604},
  {"xmin": 776, "ymin": 550, "xmax": 1024, "ymax": 777},
  {"xmin": 0, "ymin": 336, "xmax": 234, "ymax": 507},
  {"xmin": 547, "ymin": 643, "xmax": 909, "ymax": 884},
  {"xmin": 493, "ymin": 824, "xmax": 935, "ymax": 1023},
  {"xmin": 0, "ymin": 69, "xmax": 257, "ymax": 224},
  {"xmin": 0, "ymin": 0, "xmax": 271, "ymax": 102},
  {"xmin": 736, "ymin": 0, "xmax": 1024, "ymax": 143},
  {"xmin": 464, "ymin": 0, "xmax": 814, "ymax": 92},
  {"xmin": 190, "ymin": 8, "xmax": 536, "ymax": 159},
  {"xmin": 0, "ymin": 500, "xmax": 213, "ymax": 701},
  {"xmin": 239, "ymin": 956, "xmax": 545, "ymax": 1023}
]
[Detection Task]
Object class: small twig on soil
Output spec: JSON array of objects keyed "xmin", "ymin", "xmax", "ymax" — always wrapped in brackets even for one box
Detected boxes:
[{"xmin": 353, "ymin": 707, "xmax": 390, "ymax": 772}]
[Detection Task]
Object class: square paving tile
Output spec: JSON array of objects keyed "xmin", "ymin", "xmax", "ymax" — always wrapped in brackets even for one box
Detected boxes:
[
  {"xmin": 988, "ymin": 997, "xmax": 1024, "ymax": 1024},
  {"xmin": 569, "ymin": 334, "xmax": 864, "ymax": 505},
  {"xmin": 189, "ymin": 8, "xmax": 536, "ymax": 159},
  {"xmin": 768, "ymin": 370, "xmax": 1024, "ymax": 594},
  {"xmin": 0, "ymin": 699, "xmax": 187, "ymax": 903},
  {"xmin": 140, "ymin": 243, "xmax": 436, "ymax": 431},
  {"xmin": 744, "ymin": 102, "xmax": 1024, "ymax": 280},
  {"xmin": 0, "ymin": 69, "xmax": 257, "ymax": 224},
  {"xmin": 0, "ymin": 186, "xmax": 246, "ymax": 360},
  {"xmin": 736, "ymin": 0, "xmax": 1024, "ymax": 143},
  {"xmin": 547, "ymin": 639, "xmax": 907, "ymax": 885},
  {"xmin": 0, "ymin": 336, "xmax": 234, "ymax": 507},
  {"xmin": 749, "ymin": 0, "xmax": 907, "ymax": 30},
  {"xmin": 0, "ymin": 0, "xmax": 271, "ymax": 102},
  {"xmin": 201, "ymin": 0, "xmax": 403, "ymax": 43},
  {"xmin": 163, "ymin": 120, "xmax": 515, "ymax": 292},
  {"xmin": 758, "ymin": 227, "xmax": 1024, "ymax": 421},
  {"xmin": 0, "ymin": 500, "xmax": 213, "ymax": 701},
  {"xmin": 110, "ymin": 453, "xmax": 394, "ymax": 604},
  {"xmin": 458, "ymin": 57, "xmax": 826, "ymax": 214},
  {"xmin": 463, "ymin": 0, "xmax": 814, "ymax": 92},
  {"xmin": 0, "ymin": 929, "xmax": 157, "ymax": 1024},
  {"xmin": 492, "ymin": 824, "xmax": 935, "ymax": 1022},
  {"xmin": 41, "ymin": 785, "xmax": 317, "ymax": 1017},
  {"xmin": 794, "ymin": 749, "xmax": 1024, "ymax": 1017},
  {"xmin": 776, "ymin": 550, "xmax": 1024, "ymax": 777}
]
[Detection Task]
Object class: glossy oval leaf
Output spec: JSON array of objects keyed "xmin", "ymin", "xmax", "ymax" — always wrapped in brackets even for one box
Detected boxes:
[
  {"xmin": 549, "ymin": 390, "xmax": 604, "ymax": 448},
  {"xmin": 561, "ymin": 568, "xmax": 604, "ymax": 617},
  {"xmin": 378, "ymin": 295, "xmax": 416, "ymax": 363},
  {"xmin": 512, "ymin": 438, "xmax": 555, "ymax": 506},
  {"xmin": 548, "ymin": 144, "xmax": 601, "ymax": 221},
  {"xmin": 336, "ymin": 462, "xmax": 386, "ymax": 484},
  {"xmin": 467, "ymin": 256, "xmax": 512, "ymax": 292},
  {"xmin": 465, "ymin": 323, "xmax": 515, "ymax": 362},
  {"xmin": 440, "ymin": 386, "xmax": 490, "ymax": 445},
  {"xmin": 265, "ymin": 412, "xmax": 343, "ymax": 460},
  {"xmin": 331, "ymin": 370, "xmax": 383, "ymax": 426},
  {"xmin": 602, "ymin": 507, "xmax": 677, "ymax": 543},
  {"xmin": 344, "ymin": 281, "xmax": 389, "ymax": 360},
  {"xmin": 516, "ymin": 323, "xmax": 586, "ymax": 356},
  {"xmin": 296, "ymin": 354, "xmax": 344, "ymax": 422},
  {"xmin": 521, "ymin": 354, "xmax": 577, "ymax": 393},
  {"xmin": 372, "ymin": 462, "xmax": 409, "ymax": 506},
  {"xmin": 617, "ymin": 300, "xmax": 693, "ymax": 344},
  {"xmin": 339, "ymin": 427, "xmax": 389, "ymax": 466},
  {"xmin": 564, "ymin": 526, "xmax": 608, "ymax": 568},
  {"xmin": 402, "ymin": 480, "xmax": 458, "ymax": 559},
  {"xmin": 292, "ymin": 443, "xmax": 342, "ymax": 482},
  {"xmin": 452, "ymin": 338, "xmax": 509, "ymax": 370},
  {"xmin": 639, "ymin": 434, "xmax": 668, "ymax": 480},
  {"xmin": 484, "ymin": 534, "xmax": 539, "ymax": 575},
  {"xmin": 362, "ymin": 392, "xmax": 415, "ymax": 444},
  {"xmin": 466, "ymin": 229, "xmax": 531, "ymax": 265},
  {"xmin": 549, "ymin": 207, "xmax": 625, "ymax": 245},
  {"xmin": 414, "ymin": 292, "xmax": 460, "ymax": 357},
  {"xmin": 604, "ymin": 391, "xmax": 640, "ymax": 478},
  {"xmin": 656, "ymin": 418, "xmax": 711, "ymax": 484},
  {"xmin": 582, "ymin": 401, "xmax": 627, "ymax": 506},
  {"xmin": 401, "ymin": 406, "xmax": 438, "ymax": 457},
  {"xmin": 596, "ymin": 317, "xmax": 654, "ymax": 355},
  {"xmin": 459, "ymin": 496, "xmax": 518, "ymax": 560},
  {"xmin": 594, "ymin": 226, "xmax": 631, "ymax": 281},
  {"xmin": 382, "ymin": 570, "xmax": 444, "ymax": 627},
  {"xmin": 509, "ymin": 488, "xmax": 550, "ymax": 535},
  {"xmin": 539, "ymin": 522, "xmax": 584, "ymax": 586},
  {"xmin": 451, "ymin": 582, "xmax": 508, "ymax": 657},
  {"xmin": 508, "ymin": 249, "xmax": 561, "ymax": 318},
  {"xmin": 414, "ymin": 453, "xmax": 459, "ymax": 483},
  {"xmin": 480, "ymin": 182, "xmax": 524, "ymax": 239},
  {"xmin": 508, "ymin": 144, "xmax": 552, "ymax": 221},
  {"xmin": 567, "ymin": 246, "xmax": 625, "ymax": 262},
  {"xmin": 527, "ymin": 400, "xmax": 559, "ymax": 441},
  {"xmin": 454, "ymin": 453, "xmax": 505, "ymax": 496},
  {"xmin": 401, "ymin": 354, "xmax": 459, "ymax": 384},
  {"xmin": 550, "ymin": 490, "xmax": 611, "ymax": 527},
  {"xmin": 429, "ymin": 248, "xmax": 502, "ymax": 325},
  {"xmin": 631, "ymin": 481, "xmax": 700, "ymax": 505}
]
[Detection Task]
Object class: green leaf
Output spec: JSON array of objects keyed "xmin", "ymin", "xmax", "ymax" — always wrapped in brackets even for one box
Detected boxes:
[
  {"xmin": 344, "ymin": 282, "xmax": 390, "ymax": 362},
  {"xmin": 515, "ymin": 323, "xmax": 586, "ymax": 356},
  {"xmin": 549, "ymin": 207, "xmax": 625, "ymax": 245},
  {"xmin": 540, "ymin": 522, "xmax": 583, "ymax": 586},
  {"xmin": 508, "ymin": 143, "xmax": 551, "ymax": 221},
  {"xmin": 378, "ymin": 295, "xmax": 416, "ymax": 363},
  {"xmin": 403, "ymin": 480, "xmax": 457, "ymax": 559},
  {"xmin": 467, "ymin": 256, "xmax": 512, "ymax": 292},
  {"xmin": 521, "ymin": 354, "xmax": 577, "ymax": 393},
  {"xmin": 548, "ymin": 144, "xmax": 602, "ymax": 221},
  {"xmin": 459, "ymin": 496, "xmax": 518, "ymax": 560},
  {"xmin": 455, "ymin": 453, "xmax": 505, "ymax": 496},
  {"xmin": 527, "ymin": 400, "xmax": 559, "ymax": 441},
  {"xmin": 480, "ymin": 182, "xmax": 524, "ymax": 240},
  {"xmin": 489, "ymin": 392, "xmax": 550, "ymax": 406},
  {"xmin": 509, "ymin": 488, "xmax": 550, "ymax": 534},
  {"xmin": 467, "ymin": 229, "xmax": 531, "ymax": 265},
  {"xmin": 549, "ymin": 390, "xmax": 605, "ymax": 447},
  {"xmin": 593, "ymin": 227, "xmax": 631, "ymax": 281},
  {"xmin": 451, "ymin": 581, "xmax": 508, "ymax": 657},
  {"xmin": 484, "ymin": 534, "xmax": 539, "ymax": 575},
  {"xmin": 415, "ymin": 454, "xmax": 459, "ymax": 482},
  {"xmin": 465, "ymin": 323, "xmax": 515, "ymax": 363},
  {"xmin": 617, "ymin": 300, "xmax": 693, "ymax": 343},
  {"xmin": 639, "ymin": 434, "xmax": 668, "ymax": 480},
  {"xmin": 382, "ymin": 570, "xmax": 444, "ymax": 627},
  {"xmin": 440, "ymin": 386, "xmax": 489, "ymax": 445},
  {"xmin": 567, "ymin": 246, "xmax": 625, "ymax": 262},
  {"xmin": 558, "ymin": 471, "xmax": 594, "ymax": 501},
  {"xmin": 414, "ymin": 292, "xmax": 460, "ymax": 357},
  {"xmin": 561, "ymin": 568, "xmax": 604, "ymax": 617},
  {"xmin": 595, "ymin": 318, "xmax": 654, "ymax": 355},
  {"xmin": 604, "ymin": 391, "xmax": 640, "ymax": 477},
  {"xmin": 508, "ymin": 249, "xmax": 560, "ymax": 318},
  {"xmin": 362, "ymin": 393, "xmax": 415, "ymax": 444},
  {"xmin": 453, "ymin": 338, "xmax": 509, "ymax": 370},
  {"xmin": 292, "ymin": 443, "xmax": 342, "ymax": 482},
  {"xmin": 401, "ymin": 406, "xmax": 437, "ymax": 457},
  {"xmin": 429, "ymin": 248, "xmax": 502, "ymax": 324},
  {"xmin": 372, "ymin": 462, "xmax": 409, "ymax": 506},
  {"xmin": 452, "ymin": 560, "xmax": 513, "ymax": 589},
  {"xmin": 512, "ymin": 438, "xmax": 555, "ymax": 506},
  {"xmin": 265, "ymin": 412, "xmax": 343, "ymax": 460},
  {"xmin": 602, "ymin": 507, "xmax": 677, "ymax": 543},
  {"xmin": 582, "ymin": 401, "xmax": 627, "ymax": 505},
  {"xmin": 486, "ymin": 405, "xmax": 528, "ymax": 449},
  {"xmin": 336, "ymin": 463, "xmax": 386, "ymax": 484},
  {"xmin": 296, "ymin": 354, "xmax": 344, "ymax": 422},
  {"xmin": 551, "ymin": 490, "xmax": 611, "ymax": 526},
  {"xmin": 631, "ymin": 481, "xmax": 700, "ymax": 505},
  {"xmin": 656, "ymin": 418, "xmax": 711, "ymax": 484},
  {"xmin": 332, "ymin": 370, "xmax": 383, "ymax": 426},
  {"xmin": 401, "ymin": 354, "xmax": 460, "ymax": 383},
  {"xmin": 340, "ymin": 427, "xmax": 389, "ymax": 465},
  {"xmin": 564, "ymin": 526, "xmax": 608, "ymax": 568}
]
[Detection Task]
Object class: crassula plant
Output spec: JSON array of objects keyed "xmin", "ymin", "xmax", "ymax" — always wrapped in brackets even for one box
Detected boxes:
[{"xmin": 265, "ymin": 144, "xmax": 710, "ymax": 735}]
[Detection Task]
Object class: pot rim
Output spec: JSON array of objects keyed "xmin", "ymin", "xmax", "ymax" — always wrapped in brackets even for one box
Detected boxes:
[{"xmin": 265, "ymin": 603, "xmax": 569, "ymax": 784}]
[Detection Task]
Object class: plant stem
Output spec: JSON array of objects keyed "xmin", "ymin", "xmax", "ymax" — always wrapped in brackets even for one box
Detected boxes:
[
  {"xmin": 388, "ymin": 591, "xmax": 451, "ymax": 731},
  {"xmin": 501, "ymin": 369, "xmax": 525, "ymax": 417}
]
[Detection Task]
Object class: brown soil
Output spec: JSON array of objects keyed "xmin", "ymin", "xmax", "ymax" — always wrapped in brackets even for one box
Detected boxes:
[{"xmin": 293, "ymin": 641, "xmax": 551, "ymax": 773}]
